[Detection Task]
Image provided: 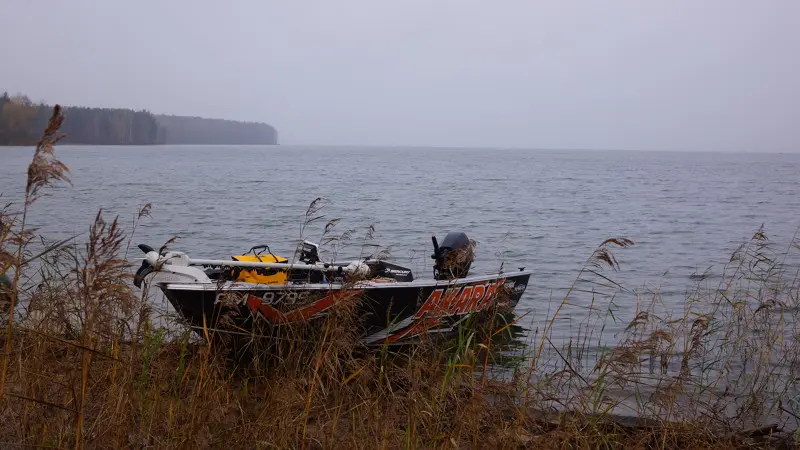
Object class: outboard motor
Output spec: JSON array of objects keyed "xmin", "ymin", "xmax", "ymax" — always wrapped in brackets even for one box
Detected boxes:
[{"xmin": 431, "ymin": 231, "xmax": 475, "ymax": 280}]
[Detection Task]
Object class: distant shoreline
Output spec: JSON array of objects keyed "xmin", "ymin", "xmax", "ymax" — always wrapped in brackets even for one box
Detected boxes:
[{"xmin": 0, "ymin": 92, "xmax": 278, "ymax": 146}]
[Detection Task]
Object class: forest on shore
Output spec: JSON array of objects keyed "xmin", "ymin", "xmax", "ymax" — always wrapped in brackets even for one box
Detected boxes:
[{"xmin": 0, "ymin": 92, "xmax": 277, "ymax": 146}]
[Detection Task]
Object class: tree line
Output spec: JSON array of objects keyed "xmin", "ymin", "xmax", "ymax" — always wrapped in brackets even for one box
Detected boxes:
[
  {"xmin": 0, "ymin": 92, "xmax": 278, "ymax": 146},
  {"xmin": 0, "ymin": 92, "xmax": 163, "ymax": 145},
  {"xmin": 154, "ymin": 114, "xmax": 277, "ymax": 145}
]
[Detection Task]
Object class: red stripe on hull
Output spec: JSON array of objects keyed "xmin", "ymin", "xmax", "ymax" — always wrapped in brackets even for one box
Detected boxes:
[{"xmin": 247, "ymin": 292, "xmax": 339, "ymax": 323}]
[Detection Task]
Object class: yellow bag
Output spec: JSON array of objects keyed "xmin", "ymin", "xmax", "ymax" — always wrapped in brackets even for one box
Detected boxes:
[{"xmin": 231, "ymin": 253, "xmax": 288, "ymax": 284}]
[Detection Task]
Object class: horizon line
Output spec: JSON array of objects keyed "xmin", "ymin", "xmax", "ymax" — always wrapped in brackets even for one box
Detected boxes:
[{"xmin": 4, "ymin": 143, "xmax": 794, "ymax": 155}]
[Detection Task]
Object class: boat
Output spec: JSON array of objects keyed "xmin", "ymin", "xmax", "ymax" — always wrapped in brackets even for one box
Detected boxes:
[{"xmin": 133, "ymin": 231, "xmax": 531, "ymax": 346}]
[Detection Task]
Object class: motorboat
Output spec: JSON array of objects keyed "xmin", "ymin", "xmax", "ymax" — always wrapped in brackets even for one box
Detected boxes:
[{"xmin": 133, "ymin": 231, "xmax": 531, "ymax": 346}]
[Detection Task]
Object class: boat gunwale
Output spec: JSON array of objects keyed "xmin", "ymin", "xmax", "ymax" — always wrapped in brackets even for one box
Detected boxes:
[{"xmin": 158, "ymin": 270, "xmax": 533, "ymax": 292}]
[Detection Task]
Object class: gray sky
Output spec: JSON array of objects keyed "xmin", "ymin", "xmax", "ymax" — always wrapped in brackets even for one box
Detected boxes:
[{"xmin": 1, "ymin": 0, "xmax": 798, "ymax": 151}]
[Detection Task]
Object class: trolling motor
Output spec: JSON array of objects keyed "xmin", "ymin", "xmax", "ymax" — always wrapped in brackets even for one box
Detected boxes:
[
  {"xmin": 133, "ymin": 244, "xmax": 157, "ymax": 288},
  {"xmin": 431, "ymin": 231, "xmax": 475, "ymax": 280},
  {"xmin": 133, "ymin": 244, "xmax": 197, "ymax": 287}
]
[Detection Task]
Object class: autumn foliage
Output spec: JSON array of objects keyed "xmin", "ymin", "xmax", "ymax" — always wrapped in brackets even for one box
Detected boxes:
[{"xmin": 0, "ymin": 92, "xmax": 162, "ymax": 146}]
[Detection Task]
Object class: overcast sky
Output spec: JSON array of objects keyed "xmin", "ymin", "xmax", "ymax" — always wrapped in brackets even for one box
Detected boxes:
[{"xmin": 1, "ymin": 1, "xmax": 798, "ymax": 151}]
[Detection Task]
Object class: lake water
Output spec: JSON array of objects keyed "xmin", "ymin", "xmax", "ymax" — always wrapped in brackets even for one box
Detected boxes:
[{"xmin": 2, "ymin": 145, "xmax": 799, "ymax": 344}]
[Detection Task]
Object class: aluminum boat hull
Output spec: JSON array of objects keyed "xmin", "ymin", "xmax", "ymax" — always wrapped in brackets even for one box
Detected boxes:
[{"xmin": 157, "ymin": 270, "xmax": 531, "ymax": 346}]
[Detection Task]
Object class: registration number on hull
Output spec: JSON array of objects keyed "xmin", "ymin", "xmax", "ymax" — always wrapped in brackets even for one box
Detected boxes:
[{"xmin": 216, "ymin": 290, "xmax": 315, "ymax": 307}]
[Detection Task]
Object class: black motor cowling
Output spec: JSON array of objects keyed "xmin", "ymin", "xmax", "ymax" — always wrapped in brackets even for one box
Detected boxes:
[{"xmin": 431, "ymin": 231, "xmax": 475, "ymax": 280}]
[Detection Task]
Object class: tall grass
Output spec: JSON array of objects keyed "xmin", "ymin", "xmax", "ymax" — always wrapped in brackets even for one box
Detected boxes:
[{"xmin": 1, "ymin": 108, "xmax": 798, "ymax": 448}]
